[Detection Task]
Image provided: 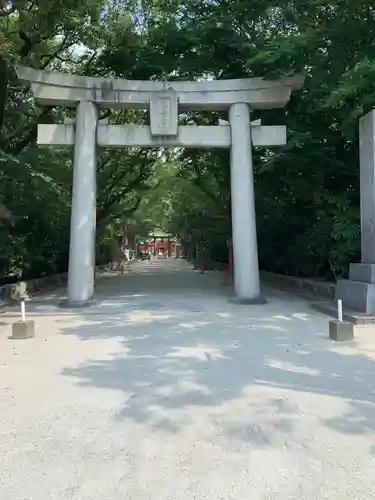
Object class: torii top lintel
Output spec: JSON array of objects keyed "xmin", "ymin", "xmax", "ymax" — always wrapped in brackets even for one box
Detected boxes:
[{"xmin": 15, "ymin": 65, "xmax": 304, "ymax": 111}]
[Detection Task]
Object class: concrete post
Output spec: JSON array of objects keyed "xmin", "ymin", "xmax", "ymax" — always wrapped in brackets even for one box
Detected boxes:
[
  {"xmin": 229, "ymin": 103, "xmax": 265, "ymax": 304},
  {"xmin": 65, "ymin": 101, "xmax": 98, "ymax": 306}
]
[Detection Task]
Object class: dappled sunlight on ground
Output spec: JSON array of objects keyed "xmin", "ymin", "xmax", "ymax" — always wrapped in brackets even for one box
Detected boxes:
[{"xmin": 1, "ymin": 259, "xmax": 375, "ymax": 498}]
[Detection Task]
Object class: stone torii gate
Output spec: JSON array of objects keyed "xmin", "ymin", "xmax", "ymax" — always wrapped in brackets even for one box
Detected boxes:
[{"xmin": 16, "ymin": 66, "xmax": 303, "ymax": 307}]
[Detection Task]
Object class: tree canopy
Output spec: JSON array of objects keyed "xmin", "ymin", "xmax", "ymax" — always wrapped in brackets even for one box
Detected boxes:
[{"xmin": 0, "ymin": 0, "xmax": 373, "ymax": 282}]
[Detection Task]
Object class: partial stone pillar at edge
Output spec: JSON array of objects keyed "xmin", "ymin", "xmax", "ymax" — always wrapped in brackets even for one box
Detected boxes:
[{"xmin": 336, "ymin": 110, "xmax": 375, "ymax": 314}]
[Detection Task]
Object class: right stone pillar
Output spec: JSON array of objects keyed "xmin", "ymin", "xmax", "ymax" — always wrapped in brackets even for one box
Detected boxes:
[
  {"xmin": 336, "ymin": 109, "xmax": 375, "ymax": 313},
  {"xmin": 229, "ymin": 103, "xmax": 265, "ymax": 304}
]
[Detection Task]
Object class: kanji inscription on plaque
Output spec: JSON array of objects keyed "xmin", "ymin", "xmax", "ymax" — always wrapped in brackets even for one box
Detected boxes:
[{"xmin": 150, "ymin": 91, "xmax": 178, "ymax": 136}]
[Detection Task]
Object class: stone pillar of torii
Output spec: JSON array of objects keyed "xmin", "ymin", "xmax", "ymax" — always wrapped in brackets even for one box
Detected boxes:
[{"xmin": 16, "ymin": 65, "xmax": 304, "ymax": 307}]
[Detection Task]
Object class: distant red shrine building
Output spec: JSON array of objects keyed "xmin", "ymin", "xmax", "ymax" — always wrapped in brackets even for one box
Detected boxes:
[{"xmin": 136, "ymin": 230, "xmax": 181, "ymax": 258}]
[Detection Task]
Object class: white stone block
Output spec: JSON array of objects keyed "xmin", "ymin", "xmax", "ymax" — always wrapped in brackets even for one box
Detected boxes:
[
  {"xmin": 219, "ymin": 119, "xmax": 229, "ymax": 126},
  {"xmin": 12, "ymin": 320, "xmax": 35, "ymax": 339},
  {"xmin": 150, "ymin": 91, "xmax": 178, "ymax": 136},
  {"xmin": 38, "ymin": 124, "xmax": 74, "ymax": 145},
  {"xmin": 251, "ymin": 125, "xmax": 286, "ymax": 146}
]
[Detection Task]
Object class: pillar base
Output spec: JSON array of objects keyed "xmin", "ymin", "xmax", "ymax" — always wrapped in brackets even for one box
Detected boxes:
[
  {"xmin": 329, "ymin": 320, "xmax": 354, "ymax": 342},
  {"xmin": 336, "ymin": 279, "xmax": 375, "ymax": 314},
  {"xmin": 228, "ymin": 295, "xmax": 267, "ymax": 305},
  {"xmin": 11, "ymin": 320, "xmax": 35, "ymax": 339},
  {"xmin": 59, "ymin": 298, "xmax": 100, "ymax": 309},
  {"xmin": 349, "ymin": 263, "xmax": 375, "ymax": 283}
]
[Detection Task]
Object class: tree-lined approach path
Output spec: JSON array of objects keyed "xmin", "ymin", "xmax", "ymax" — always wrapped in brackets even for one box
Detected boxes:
[{"xmin": 1, "ymin": 260, "xmax": 375, "ymax": 499}]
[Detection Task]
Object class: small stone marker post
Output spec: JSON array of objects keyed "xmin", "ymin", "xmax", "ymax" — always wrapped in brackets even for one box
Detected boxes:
[
  {"xmin": 329, "ymin": 299, "xmax": 354, "ymax": 341},
  {"xmin": 11, "ymin": 284, "xmax": 35, "ymax": 339}
]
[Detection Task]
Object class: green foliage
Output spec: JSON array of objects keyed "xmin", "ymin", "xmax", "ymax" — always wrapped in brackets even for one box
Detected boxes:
[
  {"xmin": 97, "ymin": 235, "xmax": 123, "ymax": 265},
  {"xmin": 1, "ymin": 0, "xmax": 373, "ymax": 281},
  {"xmin": 0, "ymin": 0, "xmax": 156, "ymax": 279}
]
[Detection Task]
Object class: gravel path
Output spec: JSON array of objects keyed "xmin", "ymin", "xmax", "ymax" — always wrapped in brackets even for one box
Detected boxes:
[{"xmin": 1, "ymin": 259, "xmax": 375, "ymax": 499}]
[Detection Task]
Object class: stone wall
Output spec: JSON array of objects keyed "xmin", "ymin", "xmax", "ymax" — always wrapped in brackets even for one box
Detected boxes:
[
  {"xmin": 192, "ymin": 258, "xmax": 227, "ymax": 271},
  {"xmin": 0, "ymin": 264, "xmax": 112, "ymax": 306},
  {"xmin": 0, "ymin": 273, "xmax": 68, "ymax": 305},
  {"xmin": 215, "ymin": 263, "xmax": 335, "ymax": 301},
  {"xmin": 259, "ymin": 271, "xmax": 335, "ymax": 300},
  {"xmin": 0, "ymin": 263, "xmax": 336, "ymax": 306}
]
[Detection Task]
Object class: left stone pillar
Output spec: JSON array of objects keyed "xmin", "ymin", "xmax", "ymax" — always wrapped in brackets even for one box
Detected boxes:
[{"xmin": 63, "ymin": 101, "xmax": 98, "ymax": 307}]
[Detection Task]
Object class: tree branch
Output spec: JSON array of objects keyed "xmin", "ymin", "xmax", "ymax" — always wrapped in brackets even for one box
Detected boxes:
[
  {"xmin": 124, "ymin": 196, "xmax": 141, "ymax": 214},
  {"xmin": 97, "ymin": 195, "xmax": 142, "ymax": 226},
  {"xmin": 101, "ymin": 151, "xmax": 151, "ymax": 200},
  {"xmin": 0, "ymin": 5, "xmax": 14, "ymax": 16},
  {"xmin": 39, "ymin": 36, "xmax": 76, "ymax": 69},
  {"xmin": 18, "ymin": 29, "xmax": 39, "ymax": 58},
  {"xmin": 4, "ymin": 108, "xmax": 53, "ymax": 155},
  {"xmin": 96, "ymin": 155, "xmax": 112, "ymax": 173},
  {"xmin": 98, "ymin": 175, "xmax": 148, "ymax": 220}
]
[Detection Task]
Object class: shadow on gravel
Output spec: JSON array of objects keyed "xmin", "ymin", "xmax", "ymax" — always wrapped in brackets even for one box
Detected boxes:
[{"xmin": 58, "ymin": 264, "xmax": 375, "ymax": 452}]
